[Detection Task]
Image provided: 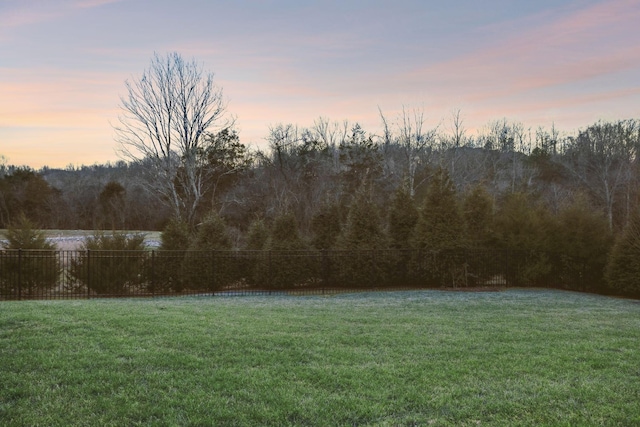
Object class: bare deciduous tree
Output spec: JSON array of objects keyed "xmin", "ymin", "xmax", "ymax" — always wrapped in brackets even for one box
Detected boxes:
[
  {"xmin": 379, "ymin": 106, "xmax": 438, "ymax": 197},
  {"xmin": 115, "ymin": 52, "xmax": 230, "ymax": 224},
  {"xmin": 444, "ymin": 108, "xmax": 467, "ymax": 149},
  {"xmin": 562, "ymin": 120, "xmax": 640, "ymax": 230}
]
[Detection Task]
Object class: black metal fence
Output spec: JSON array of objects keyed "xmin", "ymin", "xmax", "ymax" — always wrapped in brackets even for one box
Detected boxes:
[{"xmin": 0, "ymin": 248, "xmax": 592, "ymax": 300}]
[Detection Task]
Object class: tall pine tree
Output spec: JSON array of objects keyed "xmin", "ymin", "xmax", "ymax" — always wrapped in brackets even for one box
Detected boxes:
[
  {"xmin": 335, "ymin": 189, "xmax": 389, "ymax": 287},
  {"xmin": 311, "ymin": 203, "xmax": 343, "ymax": 250},
  {"xmin": 183, "ymin": 213, "xmax": 233, "ymax": 291},
  {"xmin": 414, "ymin": 167, "xmax": 463, "ymax": 250},
  {"xmin": 245, "ymin": 218, "xmax": 269, "ymax": 251},
  {"xmin": 266, "ymin": 213, "xmax": 306, "ymax": 251},
  {"xmin": 388, "ymin": 185, "xmax": 418, "ymax": 249},
  {"xmin": 336, "ymin": 190, "xmax": 387, "ymax": 250},
  {"xmin": 552, "ymin": 195, "xmax": 612, "ymax": 292},
  {"xmin": 463, "ymin": 184, "xmax": 494, "ymax": 248},
  {"xmin": 605, "ymin": 210, "xmax": 640, "ymax": 296},
  {"xmin": 260, "ymin": 213, "xmax": 310, "ymax": 288},
  {"xmin": 156, "ymin": 218, "xmax": 192, "ymax": 292},
  {"xmin": 493, "ymin": 192, "xmax": 554, "ymax": 286}
]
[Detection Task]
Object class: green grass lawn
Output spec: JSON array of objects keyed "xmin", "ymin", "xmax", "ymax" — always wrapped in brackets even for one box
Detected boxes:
[{"xmin": 1, "ymin": 290, "xmax": 639, "ymax": 426}]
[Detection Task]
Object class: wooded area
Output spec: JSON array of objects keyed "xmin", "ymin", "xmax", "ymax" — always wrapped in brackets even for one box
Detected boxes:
[
  {"xmin": 2, "ymin": 53, "xmax": 640, "ymax": 296},
  {"xmin": 2, "ymin": 115, "xmax": 640, "ymax": 295},
  {"xmin": 2, "ymin": 116, "xmax": 638, "ymax": 233}
]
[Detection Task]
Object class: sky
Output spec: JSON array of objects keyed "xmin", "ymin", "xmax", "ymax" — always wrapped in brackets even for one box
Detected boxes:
[{"xmin": 1, "ymin": 0, "xmax": 639, "ymax": 169}]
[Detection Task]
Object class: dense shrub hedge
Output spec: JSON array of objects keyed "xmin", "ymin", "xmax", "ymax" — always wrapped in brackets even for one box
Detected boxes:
[
  {"xmin": 606, "ymin": 213, "xmax": 640, "ymax": 296},
  {"xmin": 0, "ymin": 216, "xmax": 59, "ymax": 297},
  {"xmin": 0, "ymin": 247, "xmax": 632, "ymax": 299},
  {"xmin": 67, "ymin": 232, "xmax": 146, "ymax": 295}
]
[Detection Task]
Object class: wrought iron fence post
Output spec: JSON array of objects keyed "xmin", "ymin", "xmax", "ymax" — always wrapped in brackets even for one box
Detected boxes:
[
  {"xmin": 211, "ymin": 250, "xmax": 216, "ymax": 294},
  {"xmin": 17, "ymin": 249, "xmax": 22, "ymax": 300},
  {"xmin": 418, "ymin": 248, "xmax": 423, "ymax": 286},
  {"xmin": 268, "ymin": 251, "xmax": 272, "ymax": 294},
  {"xmin": 151, "ymin": 250, "xmax": 156, "ymax": 296},
  {"xmin": 87, "ymin": 250, "xmax": 91, "ymax": 299},
  {"xmin": 321, "ymin": 249, "xmax": 328, "ymax": 295},
  {"xmin": 372, "ymin": 250, "xmax": 377, "ymax": 290},
  {"xmin": 503, "ymin": 249, "xmax": 508, "ymax": 287}
]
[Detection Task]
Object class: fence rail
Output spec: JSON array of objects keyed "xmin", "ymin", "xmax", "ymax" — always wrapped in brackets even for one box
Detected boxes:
[{"xmin": 0, "ymin": 248, "xmax": 591, "ymax": 300}]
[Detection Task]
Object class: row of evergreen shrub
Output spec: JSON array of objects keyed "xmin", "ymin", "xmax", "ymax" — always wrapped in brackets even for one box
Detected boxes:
[
  {"xmin": 0, "ymin": 245, "xmax": 591, "ymax": 297},
  {"xmin": 2, "ymin": 169, "xmax": 639, "ymax": 298}
]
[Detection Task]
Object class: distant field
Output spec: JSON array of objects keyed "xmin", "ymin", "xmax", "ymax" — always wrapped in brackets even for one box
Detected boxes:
[
  {"xmin": 1, "ymin": 290, "xmax": 639, "ymax": 426},
  {"xmin": 0, "ymin": 230, "xmax": 161, "ymax": 250}
]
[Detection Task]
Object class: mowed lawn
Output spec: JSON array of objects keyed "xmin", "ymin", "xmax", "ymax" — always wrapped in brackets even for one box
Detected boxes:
[{"xmin": 1, "ymin": 290, "xmax": 639, "ymax": 426}]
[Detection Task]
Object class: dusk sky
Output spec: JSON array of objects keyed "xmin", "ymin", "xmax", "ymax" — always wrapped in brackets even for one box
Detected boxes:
[{"xmin": 1, "ymin": 0, "xmax": 639, "ymax": 168}]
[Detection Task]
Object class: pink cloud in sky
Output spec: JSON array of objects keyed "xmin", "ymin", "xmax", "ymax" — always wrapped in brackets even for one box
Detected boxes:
[
  {"xmin": 0, "ymin": 68, "xmax": 123, "ymax": 125},
  {"xmin": 1, "ymin": 0, "xmax": 639, "ymax": 168},
  {"xmin": 74, "ymin": 0, "xmax": 125, "ymax": 8},
  {"xmin": 413, "ymin": 1, "xmax": 638, "ymax": 93},
  {"xmin": 0, "ymin": 65, "xmax": 125, "ymax": 166},
  {"xmin": 212, "ymin": 0, "xmax": 640, "ymax": 146},
  {"xmin": 0, "ymin": 0, "xmax": 126, "ymax": 44},
  {"xmin": 2, "ymin": 126, "xmax": 117, "ymax": 167},
  {"xmin": 387, "ymin": 0, "xmax": 640, "ymax": 132}
]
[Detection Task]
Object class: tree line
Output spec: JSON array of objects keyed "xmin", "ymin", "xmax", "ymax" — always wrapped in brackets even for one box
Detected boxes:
[
  {"xmin": 2, "ymin": 116, "xmax": 638, "ymax": 233},
  {"xmin": 2, "ymin": 52, "xmax": 639, "ymax": 296},
  {"xmin": 2, "ymin": 116, "xmax": 640, "ymax": 294}
]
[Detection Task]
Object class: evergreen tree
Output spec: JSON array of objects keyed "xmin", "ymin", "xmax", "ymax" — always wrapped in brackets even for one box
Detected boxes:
[
  {"xmin": 388, "ymin": 185, "xmax": 418, "ymax": 249},
  {"xmin": 189, "ymin": 213, "xmax": 232, "ymax": 251},
  {"xmin": 414, "ymin": 167, "xmax": 463, "ymax": 250},
  {"xmin": 493, "ymin": 192, "xmax": 551, "ymax": 252},
  {"xmin": 156, "ymin": 218, "xmax": 192, "ymax": 293},
  {"xmin": 266, "ymin": 213, "xmax": 306, "ymax": 251},
  {"xmin": 335, "ymin": 190, "xmax": 388, "ymax": 287},
  {"xmin": 463, "ymin": 184, "xmax": 494, "ymax": 248},
  {"xmin": 241, "ymin": 218, "xmax": 269, "ymax": 287},
  {"xmin": 68, "ymin": 231, "xmax": 146, "ymax": 295},
  {"xmin": 160, "ymin": 219, "xmax": 191, "ymax": 251},
  {"xmin": 311, "ymin": 203, "xmax": 342, "ymax": 250},
  {"xmin": 259, "ymin": 213, "xmax": 311, "ymax": 288},
  {"xmin": 386, "ymin": 185, "xmax": 419, "ymax": 286},
  {"xmin": 336, "ymin": 191, "xmax": 387, "ymax": 250},
  {"xmin": 245, "ymin": 218, "xmax": 269, "ymax": 251},
  {"xmin": 552, "ymin": 195, "xmax": 612, "ymax": 291},
  {"xmin": 411, "ymin": 168, "xmax": 467, "ymax": 287},
  {"xmin": 183, "ymin": 213, "xmax": 233, "ymax": 291},
  {"xmin": 552, "ymin": 195, "xmax": 612, "ymax": 258},
  {"xmin": 0, "ymin": 215, "xmax": 59, "ymax": 297},
  {"xmin": 2, "ymin": 214, "xmax": 56, "ymax": 250},
  {"xmin": 493, "ymin": 192, "xmax": 554, "ymax": 286},
  {"xmin": 605, "ymin": 210, "xmax": 640, "ymax": 296}
]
